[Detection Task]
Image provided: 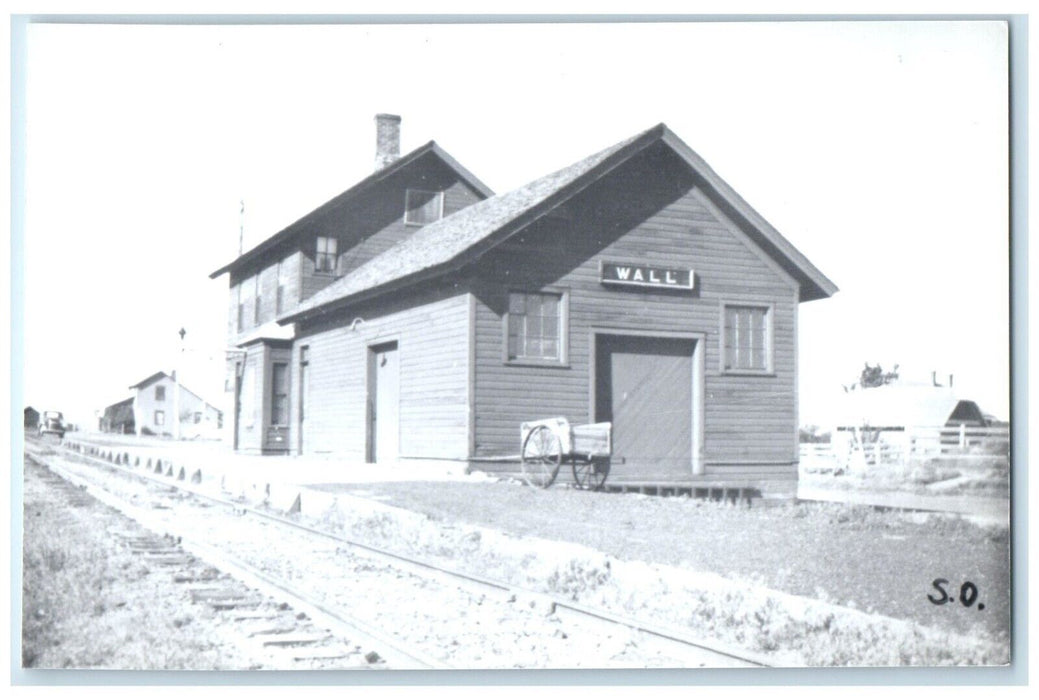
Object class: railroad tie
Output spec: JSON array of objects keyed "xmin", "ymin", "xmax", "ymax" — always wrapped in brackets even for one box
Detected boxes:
[
  {"xmin": 290, "ymin": 647, "xmax": 354, "ymax": 662},
  {"xmin": 252, "ymin": 632, "xmax": 332, "ymax": 648}
]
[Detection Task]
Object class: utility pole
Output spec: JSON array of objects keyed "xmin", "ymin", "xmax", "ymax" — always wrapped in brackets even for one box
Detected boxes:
[
  {"xmin": 175, "ymin": 327, "xmax": 186, "ymax": 440},
  {"xmin": 239, "ymin": 199, "xmax": 245, "ymax": 255}
]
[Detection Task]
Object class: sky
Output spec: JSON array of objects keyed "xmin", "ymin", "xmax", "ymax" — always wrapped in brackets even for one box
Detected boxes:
[{"xmin": 15, "ymin": 20, "xmax": 1011, "ymax": 428}]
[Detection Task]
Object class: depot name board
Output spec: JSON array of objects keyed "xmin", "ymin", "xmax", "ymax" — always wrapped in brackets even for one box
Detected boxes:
[{"xmin": 600, "ymin": 262, "xmax": 695, "ymax": 290}]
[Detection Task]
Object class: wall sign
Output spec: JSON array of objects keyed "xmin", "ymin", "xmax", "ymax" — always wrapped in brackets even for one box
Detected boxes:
[{"xmin": 600, "ymin": 261, "xmax": 695, "ymax": 290}]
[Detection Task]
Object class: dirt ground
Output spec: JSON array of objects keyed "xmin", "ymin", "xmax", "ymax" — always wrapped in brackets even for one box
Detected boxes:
[{"xmin": 317, "ymin": 479, "xmax": 1011, "ymax": 641}]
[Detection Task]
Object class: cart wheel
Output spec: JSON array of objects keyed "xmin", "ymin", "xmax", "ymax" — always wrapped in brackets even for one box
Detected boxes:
[
  {"xmin": 573, "ymin": 456, "xmax": 610, "ymax": 491},
  {"xmin": 521, "ymin": 425, "xmax": 562, "ymax": 488}
]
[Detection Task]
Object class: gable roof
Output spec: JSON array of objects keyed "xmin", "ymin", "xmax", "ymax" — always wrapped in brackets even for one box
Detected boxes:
[
  {"xmin": 209, "ymin": 141, "xmax": 494, "ymax": 279},
  {"xmin": 128, "ymin": 372, "xmax": 221, "ymax": 412},
  {"xmin": 103, "ymin": 396, "xmax": 135, "ymax": 412},
  {"xmin": 130, "ymin": 371, "xmax": 169, "ymax": 389},
  {"xmin": 280, "ymin": 123, "xmax": 838, "ymax": 325},
  {"xmin": 280, "ymin": 125, "xmax": 659, "ymax": 324}
]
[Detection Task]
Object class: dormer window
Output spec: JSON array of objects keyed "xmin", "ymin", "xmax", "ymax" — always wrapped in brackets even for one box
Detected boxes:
[
  {"xmin": 404, "ymin": 189, "xmax": 444, "ymax": 226},
  {"xmin": 315, "ymin": 236, "xmax": 338, "ymax": 274}
]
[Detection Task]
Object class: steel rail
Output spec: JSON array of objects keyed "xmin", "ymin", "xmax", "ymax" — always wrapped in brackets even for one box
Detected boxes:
[
  {"xmin": 25, "ymin": 449, "xmax": 450, "ymax": 671},
  {"xmin": 31, "ymin": 440, "xmax": 774, "ymax": 668}
]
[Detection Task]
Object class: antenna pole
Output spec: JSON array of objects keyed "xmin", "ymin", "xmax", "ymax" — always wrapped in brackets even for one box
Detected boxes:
[{"xmin": 238, "ymin": 199, "xmax": 245, "ymax": 255}]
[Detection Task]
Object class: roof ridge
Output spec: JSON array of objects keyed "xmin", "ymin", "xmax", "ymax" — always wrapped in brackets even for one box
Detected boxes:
[
  {"xmin": 209, "ymin": 140, "xmax": 493, "ymax": 279},
  {"xmin": 278, "ymin": 120, "xmax": 837, "ymax": 323},
  {"xmin": 281, "ymin": 124, "xmax": 667, "ymax": 322}
]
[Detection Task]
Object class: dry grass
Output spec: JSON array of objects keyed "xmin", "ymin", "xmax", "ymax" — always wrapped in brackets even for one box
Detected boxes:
[
  {"xmin": 308, "ymin": 481, "xmax": 1010, "ymax": 666},
  {"xmin": 22, "ymin": 457, "xmax": 271, "ymax": 669}
]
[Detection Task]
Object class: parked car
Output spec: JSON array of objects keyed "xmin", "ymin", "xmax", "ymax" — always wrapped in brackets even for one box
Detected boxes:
[{"xmin": 38, "ymin": 410, "xmax": 65, "ymax": 438}]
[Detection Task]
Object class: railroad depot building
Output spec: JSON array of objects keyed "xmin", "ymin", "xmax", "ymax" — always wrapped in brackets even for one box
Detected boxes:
[{"xmin": 211, "ymin": 115, "xmax": 836, "ymax": 494}]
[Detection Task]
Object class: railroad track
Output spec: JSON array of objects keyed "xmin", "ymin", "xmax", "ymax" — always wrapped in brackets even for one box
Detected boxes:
[
  {"xmin": 25, "ymin": 439, "xmax": 773, "ymax": 669},
  {"xmin": 25, "ymin": 448, "xmax": 445, "ymax": 670}
]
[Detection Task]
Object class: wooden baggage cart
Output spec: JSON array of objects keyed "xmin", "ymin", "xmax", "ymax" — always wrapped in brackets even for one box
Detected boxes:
[{"xmin": 519, "ymin": 417, "xmax": 612, "ymax": 490}]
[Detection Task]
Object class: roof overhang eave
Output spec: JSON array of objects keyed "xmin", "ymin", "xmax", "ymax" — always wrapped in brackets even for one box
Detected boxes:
[
  {"xmin": 278, "ymin": 260, "xmax": 466, "ymax": 326},
  {"xmin": 659, "ymin": 129, "xmax": 838, "ymax": 303},
  {"xmin": 208, "ymin": 142, "xmax": 492, "ymax": 281},
  {"xmin": 280, "ymin": 126, "xmax": 671, "ymax": 326}
]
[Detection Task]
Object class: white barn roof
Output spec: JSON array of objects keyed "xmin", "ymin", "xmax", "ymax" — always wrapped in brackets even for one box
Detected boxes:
[{"xmin": 832, "ymin": 384, "xmax": 984, "ymax": 428}]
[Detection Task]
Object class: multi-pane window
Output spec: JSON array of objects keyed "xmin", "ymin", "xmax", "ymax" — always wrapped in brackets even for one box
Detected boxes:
[
  {"xmin": 276, "ymin": 260, "xmax": 289, "ymax": 315},
  {"xmin": 723, "ymin": 305, "xmax": 771, "ymax": 372},
  {"xmin": 507, "ymin": 292, "xmax": 563, "ymax": 362},
  {"xmin": 154, "ymin": 410, "xmax": 165, "ymax": 426},
  {"xmin": 238, "ymin": 276, "xmax": 257, "ymax": 330},
  {"xmin": 271, "ymin": 362, "xmax": 289, "ymax": 426},
  {"xmin": 404, "ymin": 189, "xmax": 444, "ymax": 226},
  {"xmin": 155, "ymin": 386, "xmax": 165, "ymax": 401},
  {"xmin": 315, "ymin": 237, "xmax": 337, "ymax": 274},
  {"xmin": 253, "ymin": 275, "xmax": 262, "ymax": 325}
]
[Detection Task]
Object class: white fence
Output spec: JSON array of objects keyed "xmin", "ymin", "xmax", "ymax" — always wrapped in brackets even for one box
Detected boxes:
[{"xmin": 800, "ymin": 424, "xmax": 1009, "ymax": 472}]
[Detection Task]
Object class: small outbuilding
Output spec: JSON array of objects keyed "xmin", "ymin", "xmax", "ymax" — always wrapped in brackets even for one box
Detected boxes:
[
  {"xmin": 24, "ymin": 406, "xmax": 40, "ymax": 430},
  {"xmin": 830, "ymin": 383, "xmax": 988, "ymax": 458},
  {"xmin": 99, "ymin": 396, "xmax": 136, "ymax": 434}
]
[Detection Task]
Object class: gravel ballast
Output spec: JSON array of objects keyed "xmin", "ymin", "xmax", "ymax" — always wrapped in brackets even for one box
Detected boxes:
[
  {"xmin": 26, "ymin": 438, "xmax": 1011, "ymax": 668},
  {"xmin": 308, "ymin": 477, "xmax": 1010, "ymax": 665}
]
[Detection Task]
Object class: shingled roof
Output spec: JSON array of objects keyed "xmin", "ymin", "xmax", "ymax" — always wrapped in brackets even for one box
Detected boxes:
[
  {"xmin": 279, "ymin": 123, "xmax": 837, "ymax": 324},
  {"xmin": 209, "ymin": 141, "xmax": 494, "ymax": 279}
]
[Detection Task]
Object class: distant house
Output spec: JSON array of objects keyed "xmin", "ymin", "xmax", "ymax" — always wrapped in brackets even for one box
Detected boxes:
[
  {"xmin": 24, "ymin": 406, "xmax": 39, "ymax": 429},
  {"xmin": 129, "ymin": 371, "xmax": 223, "ymax": 438},
  {"xmin": 99, "ymin": 397, "xmax": 136, "ymax": 434},
  {"xmin": 831, "ymin": 383, "xmax": 988, "ymax": 455}
]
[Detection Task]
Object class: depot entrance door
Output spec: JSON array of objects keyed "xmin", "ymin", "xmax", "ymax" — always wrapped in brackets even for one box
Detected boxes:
[{"xmin": 367, "ymin": 341, "xmax": 400, "ymax": 463}]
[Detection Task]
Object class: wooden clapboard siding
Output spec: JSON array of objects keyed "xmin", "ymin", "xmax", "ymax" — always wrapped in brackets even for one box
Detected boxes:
[
  {"xmin": 471, "ymin": 142, "xmax": 800, "ymax": 480},
  {"xmin": 291, "ymin": 284, "xmax": 470, "ymax": 460},
  {"xmin": 227, "ymin": 251, "xmax": 303, "ymax": 341},
  {"xmin": 227, "ymin": 152, "xmax": 484, "ymax": 335},
  {"xmin": 234, "ymin": 345, "xmax": 266, "ymax": 454},
  {"xmin": 256, "ymin": 264, "xmax": 278, "ymax": 326},
  {"xmin": 300, "ymin": 155, "xmax": 486, "ymax": 300},
  {"xmin": 223, "ymin": 153, "xmax": 482, "ymax": 456}
]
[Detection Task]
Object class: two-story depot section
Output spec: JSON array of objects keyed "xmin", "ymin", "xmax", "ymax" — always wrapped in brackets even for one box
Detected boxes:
[{"xmin": 210, "ymin": 115, "xmax": 836, "ymax": 496}]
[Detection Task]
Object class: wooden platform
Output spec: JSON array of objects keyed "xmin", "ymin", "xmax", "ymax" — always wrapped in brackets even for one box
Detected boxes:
[{"xmin": 470, "ymin": 461, "xmax": 794, "ymax": 503}]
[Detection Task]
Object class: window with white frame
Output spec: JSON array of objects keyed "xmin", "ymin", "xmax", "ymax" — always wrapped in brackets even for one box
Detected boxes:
[
  {"xmin": 404, "ymin": 189, "xmax": 445, "ymax": 226},
  {"xmin": 154, "ymin": 410, "xmax": 165, "ymax": 426},
  {"xmin": 723, "ymin": 304, "xmax": 771, "ymax": 372},
  {"xmin": 507, "ymin": 291, "xmax": 565, "ymax": 363},
  {"xmin": 155, "ymin": 386, "xmax": 165, "ymax": 401},
  {"xmin": 315, "ymin": 237, "xmax": 337, "ymax": 274}
]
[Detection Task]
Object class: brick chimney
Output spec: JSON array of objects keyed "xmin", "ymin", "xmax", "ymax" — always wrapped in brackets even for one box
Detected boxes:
[{"xmin": 374, "ymin": 113, "xmax": 401, "ymax": 171}]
